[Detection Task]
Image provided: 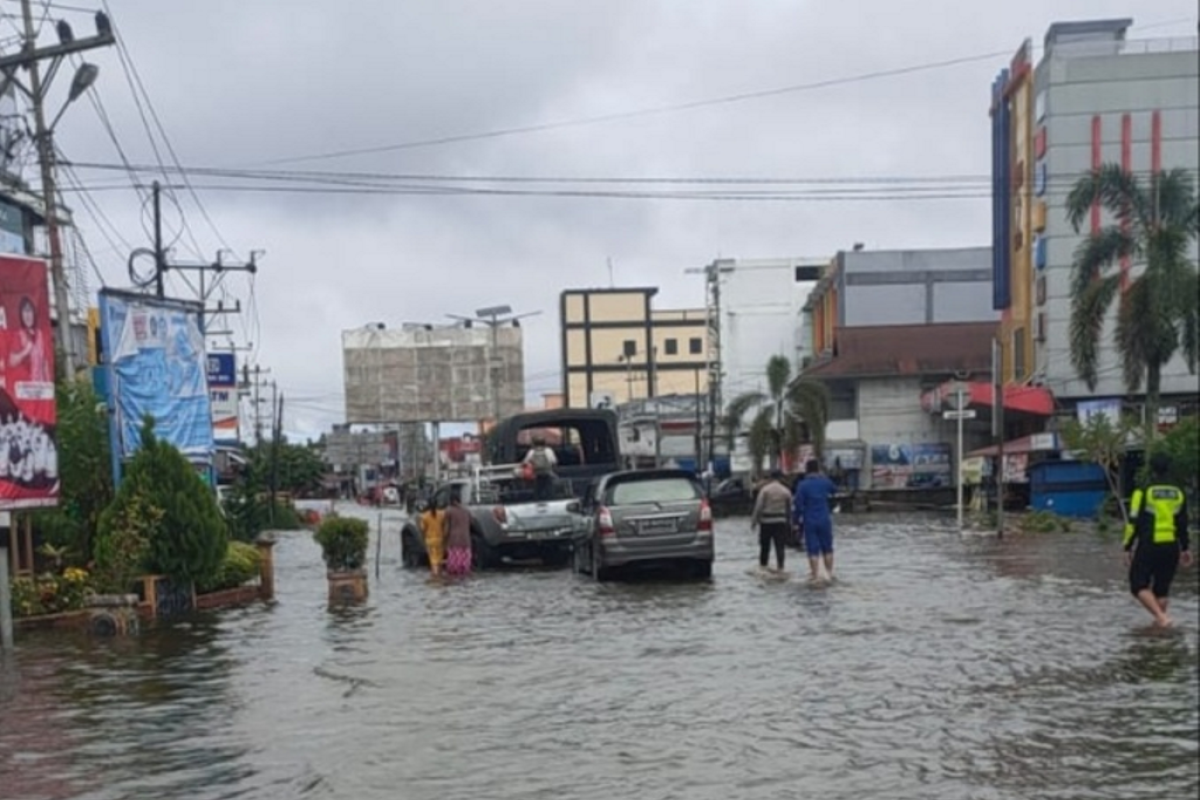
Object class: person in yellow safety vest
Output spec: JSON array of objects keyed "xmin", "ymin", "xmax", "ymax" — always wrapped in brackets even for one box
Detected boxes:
[{"xmin": 1123, "ymin": 453, "xmax": 1192, "ymax": 628}]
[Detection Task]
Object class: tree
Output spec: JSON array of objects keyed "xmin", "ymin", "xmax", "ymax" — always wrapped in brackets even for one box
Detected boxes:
[
  {"xmin": 722, "ymin": 354, "xmax": 830, "ymax": 475},
  {"xmin": 1065, "ymin": 166, "xmax": 1200, "ymax": 445},
  {"xmin": 1060, "ymin": 411, "xmax": 1137, "ymax": 524},
  {"xmin": 32, "ymin": 378, "xmax": 114, "ymax": 562},
  {"xmin": 97, "ymin": 417, "xmax": 228, "ymax": 587}
]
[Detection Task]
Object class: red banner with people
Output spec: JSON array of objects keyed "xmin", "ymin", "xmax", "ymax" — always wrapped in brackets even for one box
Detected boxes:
[{"xmin": 0, "ymin": 255, "xmax": 58, "ymax": 509}]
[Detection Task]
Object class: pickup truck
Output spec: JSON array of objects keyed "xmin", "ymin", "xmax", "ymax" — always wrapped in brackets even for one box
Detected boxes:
[
  {"xmin": 401, "ymin": 407, "xmax": 622, "ymax": 570},
  {"xmin": 400, "ymin": 465, "xmax": 584, "ymax": 569}
]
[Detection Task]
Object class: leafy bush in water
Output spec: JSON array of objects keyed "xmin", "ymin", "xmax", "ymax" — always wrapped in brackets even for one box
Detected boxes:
[
  {"xmin": 314, "ymin": 516, "xmax": 369, "ymax": 571},
  {"xmin": 92, "ymin": 485, "xmax": 159, "ymax": 594},
  {"xmin": 97, "ymin": 418, "xmax": 228, "ymax": 587},
  {"xmin": 197, "ymin": 541, "xmax": 262, "ymax": 593}
]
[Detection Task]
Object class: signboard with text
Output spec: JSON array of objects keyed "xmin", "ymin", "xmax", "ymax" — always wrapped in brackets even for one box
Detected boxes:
[{"xmin": 207, "ymin": 352, "xmax": 239, "ymax": 443}]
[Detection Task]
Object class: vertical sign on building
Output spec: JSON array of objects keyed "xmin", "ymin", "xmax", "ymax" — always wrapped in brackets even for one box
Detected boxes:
[
  {"xmin": 207, "ymin": 351, "xmax": 239, "ymax": 444},
  {"xmin": 0, "ymin": 255, "xmax": 58, "ymax": 509}
]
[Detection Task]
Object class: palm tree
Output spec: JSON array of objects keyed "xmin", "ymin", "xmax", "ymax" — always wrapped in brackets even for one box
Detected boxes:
[
  {"xmin": 1065, "ymin": 165, "xmax": 1199, "ymax": 443},
  {"xmin": 722, "ymin": 354, "xmax": 830, "ymax": 475}
]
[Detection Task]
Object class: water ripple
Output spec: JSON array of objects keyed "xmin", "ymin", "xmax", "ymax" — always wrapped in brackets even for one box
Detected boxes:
[{"xmin": 1, "ymin": 513, "xmax": 1196, "ymax": 800}]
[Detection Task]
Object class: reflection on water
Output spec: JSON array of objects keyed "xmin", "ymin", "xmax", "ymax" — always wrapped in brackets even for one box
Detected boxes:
[{"xmin": 1, "ymin": 513, "xmax": 1196, "ymax": 800}]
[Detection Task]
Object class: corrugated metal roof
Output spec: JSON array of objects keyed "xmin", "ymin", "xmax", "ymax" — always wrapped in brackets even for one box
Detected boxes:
[{"xmin": 803, "ymin": 322, "xmax": 996, "ymax": 379}]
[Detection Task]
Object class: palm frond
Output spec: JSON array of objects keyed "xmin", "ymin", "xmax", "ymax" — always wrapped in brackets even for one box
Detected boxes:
[
  {"xmin": 1150, "ymin": 168, "xmax": 1198, "ymax": 228},
  {"xmin": 1065, "ymin": 164, "xmax": 1152, "ymax": 235},
  {"xmin": 765, "ymin": 355, "xmax": 792, "ymax": 402},
  {"xmin": 746, "ymin": 406, "xmax": 775, "ymax": 475},
  {"xmin": 1069, "ymin": 227, "xmax": 1136, "ymax": 298},
  {"xmin": 787, "ymin": 379, "xmax": 831, "ymax": 458},
  {"xmin": 722, "ymin": 390, "xmax": 766, "ymax": 448},
  {"xmin": 1069, "ymin": 273, "xmax": 1122, "ymax": 390}
]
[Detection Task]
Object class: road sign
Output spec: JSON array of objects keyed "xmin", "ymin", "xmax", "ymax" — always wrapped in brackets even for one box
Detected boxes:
[{"xmin": 943, "ymin": 409, "xmax": 977, "ymax": 420}]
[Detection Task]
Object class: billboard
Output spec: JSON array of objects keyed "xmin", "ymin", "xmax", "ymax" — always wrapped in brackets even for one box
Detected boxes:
[
  {"xmin": 98, "ymin": 290, "xmax": 214, "ymax": 478},
  {"xmin": 0, "ymin": 255, "xmax": 57, "ymax": 509},
  {"xmin": 343, "ymin": 325, "xmax": 524, "ymax": 424},
  {"xmin": 870, "ymin": 442, "xmax": 952, "ymax": 490},
  {"xmin": 207, "ymin": 351, "xmax": 239, "ymax": 443}
]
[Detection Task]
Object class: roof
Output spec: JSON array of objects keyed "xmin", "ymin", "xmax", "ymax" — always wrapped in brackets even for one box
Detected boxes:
[{"xmin": 803, "ymin": 322, "xmax": 996, "ymax": 379}]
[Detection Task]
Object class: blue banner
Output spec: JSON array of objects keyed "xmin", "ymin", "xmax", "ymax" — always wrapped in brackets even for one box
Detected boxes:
[
  {"xmin": 98, "ymin": 291, "xmax": 214, "ymax": 477},
  {"xmin": 206, "ymin": 352, "xmax": 237, "ymax": 385}
]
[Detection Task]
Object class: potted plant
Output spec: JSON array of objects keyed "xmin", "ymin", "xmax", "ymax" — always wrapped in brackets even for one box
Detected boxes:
[{"xmin": 314, "ymin": 515, "xmax": 370, "ymax": 603}]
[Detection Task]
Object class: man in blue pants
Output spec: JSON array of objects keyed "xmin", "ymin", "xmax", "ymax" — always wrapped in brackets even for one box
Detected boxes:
[{"xmin": 794, "ymin": 459, "xmax": 838, "ymax": 583}]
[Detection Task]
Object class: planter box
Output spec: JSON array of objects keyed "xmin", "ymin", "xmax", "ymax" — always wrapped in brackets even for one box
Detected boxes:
[
  {"xmin": 14, "ymin": 609, "xmax": 91, "ymax": 632},
  {"xmin": 327, "ymin": 569, "xmax": 368, "ymax": 605},
  {"xmin": 196, "ymin": 584, "xmax": 262, "ymax": 611},
  {"xmin": 15, "ymin": 606, "xmax": 140, "ymax": 637}
]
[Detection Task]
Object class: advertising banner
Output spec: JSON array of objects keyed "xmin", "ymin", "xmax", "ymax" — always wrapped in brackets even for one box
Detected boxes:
[
  {"xmin": 206, "ymin": 351, "xmax": 239, "ymax": 443},
  {"xmin": 98, "ymin": 291, "xmax": 214, "ymax": 476},
  {"xmin": 870, "ymin": 442, "xmax": 952, "ymax": 490},
  {"xmin": 0, "ymin": 255, "xmax": 58, "ymax": 509}
]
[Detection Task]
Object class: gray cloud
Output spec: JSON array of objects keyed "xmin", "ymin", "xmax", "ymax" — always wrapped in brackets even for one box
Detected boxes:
[{"xmin": 42, "ymin": 0, "xmax": 1199, "ymax": 437}]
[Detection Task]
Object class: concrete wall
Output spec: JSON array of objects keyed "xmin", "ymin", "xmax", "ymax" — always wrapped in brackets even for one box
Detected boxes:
[
  {"xmin": 1033, "ymin": 40, "xmax": 1199, "ymax": 399},
  {"xmin": 837, "ymin": 248, "xmax": 996, "ymax": 327},
  {"xmin": 855, "ymin": 377, "xmax": 992, "ymax": 490}
]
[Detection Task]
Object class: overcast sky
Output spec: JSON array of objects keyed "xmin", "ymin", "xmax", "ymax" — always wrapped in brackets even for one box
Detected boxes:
[{"xmin": 29, "ymin": 0, "xmax": 1199, "ymax": 440}]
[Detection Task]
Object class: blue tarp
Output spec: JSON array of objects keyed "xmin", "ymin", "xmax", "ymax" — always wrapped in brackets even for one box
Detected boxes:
[{"xmin": 99, "ymin": 292, "xmax": 214, "ymax": 482}]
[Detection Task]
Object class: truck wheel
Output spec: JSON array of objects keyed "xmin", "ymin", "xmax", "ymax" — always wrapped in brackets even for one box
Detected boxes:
[
  {"xmin": 401, "ymin": 531, "xmax": 424, "ymax": 569},
  {"xmin": 691, "ymin": 560, "xmax": 713, "ymax": 580},
  {"xmin": 471, "ymin": 534, "xmax": 497, "ymax": 571}
]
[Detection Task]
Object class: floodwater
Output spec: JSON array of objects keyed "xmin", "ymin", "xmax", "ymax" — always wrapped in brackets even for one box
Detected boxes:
[{"xmin": 2, "ymin": 509, "xmax": 1197, "ymax": 800}]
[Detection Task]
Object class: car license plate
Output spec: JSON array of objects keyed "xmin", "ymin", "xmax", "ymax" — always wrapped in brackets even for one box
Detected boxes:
[{"xmin": 639, "ymin": 518, "xmax": 678, "ymax": 534}]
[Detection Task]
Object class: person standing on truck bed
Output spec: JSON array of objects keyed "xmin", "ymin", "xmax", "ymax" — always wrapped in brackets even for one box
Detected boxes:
[{"xmin": 523, "ymin": 435, "xmax": 558, "ymax": 501}]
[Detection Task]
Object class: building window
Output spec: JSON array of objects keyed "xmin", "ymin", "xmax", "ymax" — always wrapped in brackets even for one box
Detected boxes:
[
  {"xmin": 664, "ymin": 338, "xmax": 678, "ymax": 356},
  {"xmin": 689, "ymin": 337, "xmax": 702, "ymax": 355},
  {"xmin": 829, "ymin": 385, "xmax": 856, "ymax": 421},
  {"xmin": 1012, "ymin": 328, "xmax": 1026, "ymax": 380},
  {"xmin": 623, "ymin": 340, "xmax": 637, "ymax": 358}
]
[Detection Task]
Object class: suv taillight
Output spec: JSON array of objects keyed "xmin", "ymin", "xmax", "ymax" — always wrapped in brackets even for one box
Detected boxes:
[
  {"xmin": 492, "ymin": 506, "xmax": 508, "ymax": 525},
  {"xmin": 698, "ymin": 499, "xmax": 713, "ymax": 533},
  {"xmin": 598, "ymin": 506, "xmax": 615, "ymax": 536}
]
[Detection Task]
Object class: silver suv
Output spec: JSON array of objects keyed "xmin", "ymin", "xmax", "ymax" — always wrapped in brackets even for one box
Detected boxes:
[{"xmin": 573, "ymin": 469, "xmax": 714, "ymax": 581}]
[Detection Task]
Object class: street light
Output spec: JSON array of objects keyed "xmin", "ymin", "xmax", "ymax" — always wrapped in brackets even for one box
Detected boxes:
[{"xmin": 446, "ymin": 305, "xmax": 541, "ymax": 424}]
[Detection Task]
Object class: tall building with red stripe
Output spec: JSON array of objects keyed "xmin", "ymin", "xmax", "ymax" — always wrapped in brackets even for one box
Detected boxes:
[{"xmin": 990, "ymin": 18, "xmax": 1199, "ymax": 411}]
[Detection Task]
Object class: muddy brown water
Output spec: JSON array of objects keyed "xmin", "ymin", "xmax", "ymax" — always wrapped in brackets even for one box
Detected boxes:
[{"xmin": 2, "ymin": 509, "xmax": 1197, "ymax": 800}]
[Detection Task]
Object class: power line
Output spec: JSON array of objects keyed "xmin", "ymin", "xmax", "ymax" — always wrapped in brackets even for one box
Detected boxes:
[{"xmin": 256, "ymin": 49, "xmax": 1013, "ymax": 165}]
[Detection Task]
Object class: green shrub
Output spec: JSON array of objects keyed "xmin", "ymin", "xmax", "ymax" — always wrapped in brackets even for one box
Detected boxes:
[
  {"xmin": 1019, "ymin": 510, "xmax": 1064, "ymax": 534},
  {"xmin": 314, "ymin": 516, "xmax": 369, "ymax": 572},
  {"xmin": 92, "ymin": 484, "xmax": 159, "ymax": 594},
  {"xmin": 97, "ymin": 418, "xmax": 228, "ymax": 587},
  {"xmin": 197, "ymin": 541, "xmax": 262, "ymax": 593}
]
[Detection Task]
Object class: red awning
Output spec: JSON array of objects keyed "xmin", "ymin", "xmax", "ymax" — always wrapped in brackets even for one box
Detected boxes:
[{"xmin": 920, "ymin": 380, "xmax": 1054, "ymax": 417}]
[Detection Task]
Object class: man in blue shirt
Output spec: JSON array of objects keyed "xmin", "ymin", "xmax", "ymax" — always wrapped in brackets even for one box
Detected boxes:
[{"xmin": 793, "ymin": 459, "xmax": 838, "ymax": 583}]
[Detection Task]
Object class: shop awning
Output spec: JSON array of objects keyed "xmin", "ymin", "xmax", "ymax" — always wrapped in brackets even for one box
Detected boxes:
[
  {"xmin": 920, "ymin": 381, "xmax": 1055, "ymax": 417},
  {"xmin": 968, "ymin": 432, "xmax": 1059, "ymax": 458}
]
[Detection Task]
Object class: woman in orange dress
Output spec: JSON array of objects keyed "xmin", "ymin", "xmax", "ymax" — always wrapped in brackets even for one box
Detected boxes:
[{"xmin": 419, "ymin": 502, "xmax": 446, "ymax": 576}]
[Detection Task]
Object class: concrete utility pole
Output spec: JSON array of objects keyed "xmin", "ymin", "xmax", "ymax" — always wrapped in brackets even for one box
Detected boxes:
[
  {"xmin": 8, "ymin": 4, "xmax": 114, "ymax": 376},
  {"xmin": 0, "ymin": 545, "xmax": 13, "ymax": 650},
  {"xmin": 447, "ymin": 305, "xmax": 541, "ymax": 424},
  {"xmin": 943, "ymin": 381, "xmax": 974, "ymax": 531}
]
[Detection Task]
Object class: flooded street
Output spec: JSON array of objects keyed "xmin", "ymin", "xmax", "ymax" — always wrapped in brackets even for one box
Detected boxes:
[{"xmin": 2, "ymin": 510, "xmax": 1197, "ymax": 800}]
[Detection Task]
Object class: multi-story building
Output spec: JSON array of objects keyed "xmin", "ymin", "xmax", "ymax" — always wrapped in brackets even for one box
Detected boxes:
[
  {"xmin": 804, "ymin": 246, "xmax": 996, "ymax": 360},
  {"xmin": 559, "ymin": 287, "xmax": 709, "ymax": 408},
  {"xmin": 991, "ymin": 19, "xmax": 1199, "ymax": 409}
]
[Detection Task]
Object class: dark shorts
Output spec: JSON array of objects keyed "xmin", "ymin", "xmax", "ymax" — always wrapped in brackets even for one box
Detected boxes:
[
  {"xmin": 1129, "ymin": 544, "xmax": 1180, "ymax": 598},
  {"xmin": 804, "ymin": 519, "xmax": 833, "ymax": 555}
]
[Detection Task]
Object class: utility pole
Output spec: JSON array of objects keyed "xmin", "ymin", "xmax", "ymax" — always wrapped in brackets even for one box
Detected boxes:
[
  {"xmin": 269, "ymin": 389, "xmax": 283, "ymax": 523},
  {"xmin": 8, "ymin": 4, "xmax": 115, "ymax": 376},
  {"xmin": 245, "ymin": 364, "xmax": 271, "ymax": 444}
]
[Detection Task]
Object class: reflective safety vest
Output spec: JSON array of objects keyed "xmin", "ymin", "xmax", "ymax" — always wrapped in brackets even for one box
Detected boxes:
[{"xmin": 1123, "ymin": 484, "xmax": 1185, "ymax": 548}]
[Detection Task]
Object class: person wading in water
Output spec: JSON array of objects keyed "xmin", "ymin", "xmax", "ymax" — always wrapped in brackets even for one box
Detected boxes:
[
  {"xmin": 1123, "ymin": 453, "xmax": 1192, "ymax": 627},
  {"xmin": 751, "ymin": 469, "xmax": 792, "ymax": 573},
  {"xmin": 794, "ymin": 459, "xmax": 838, "ymax": 583},
  {"xmin": 443, "ymin": 490, "xmax": 474, "ymax": 576}
]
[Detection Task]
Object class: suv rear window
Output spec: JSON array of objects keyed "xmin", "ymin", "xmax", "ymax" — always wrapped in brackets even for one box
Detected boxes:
[{"xmin": 607, "ymin": 477, "xmax": 700, "ymax": 505}]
